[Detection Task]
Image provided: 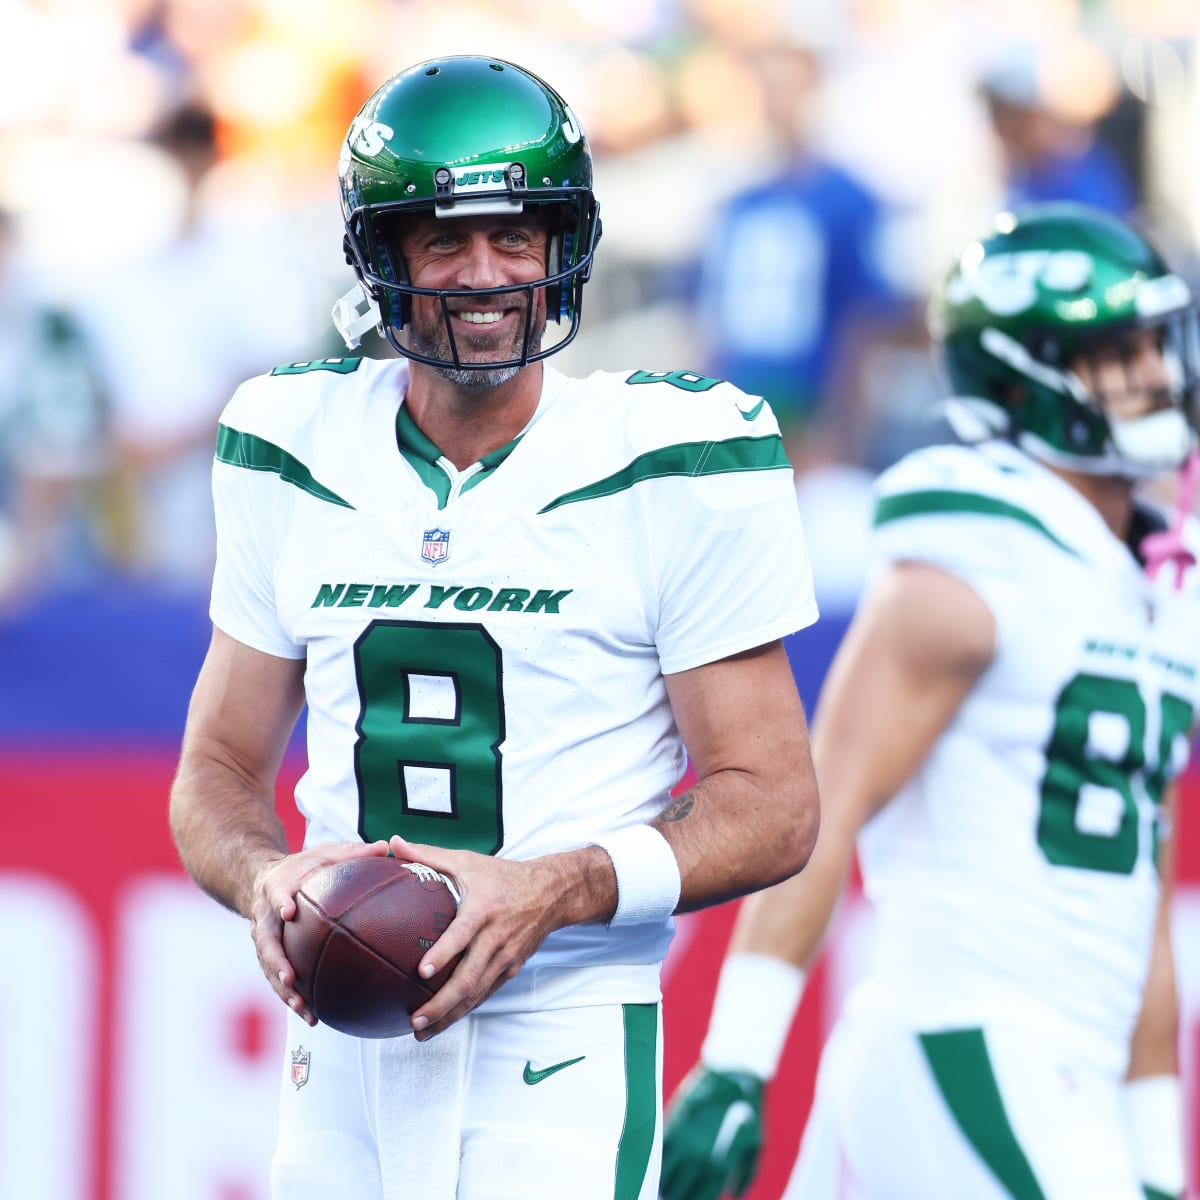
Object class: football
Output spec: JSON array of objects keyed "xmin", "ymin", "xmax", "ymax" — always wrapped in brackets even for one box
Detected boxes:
[{"xmin": 282, "ymin": 856, "xmax": 460, "ymax": 1038}]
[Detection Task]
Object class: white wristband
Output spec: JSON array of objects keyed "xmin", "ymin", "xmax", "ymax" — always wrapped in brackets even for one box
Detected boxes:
[
  {"xmin": 1124, "ymin": 1075, "xmax": 1185, "ymax": 1195},
  {"xmin": 592, "ymin": 825, "xmax": 681, "ymax": 925},
  {"xmin": 701, "ymin": 951, "xmax": 806, "ymax": 1081}
]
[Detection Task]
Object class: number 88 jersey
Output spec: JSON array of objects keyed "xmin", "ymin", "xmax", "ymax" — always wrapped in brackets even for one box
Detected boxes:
[{"xmin": 851, "ymin": 438, "xmax": 1200, "ymax": 1068}]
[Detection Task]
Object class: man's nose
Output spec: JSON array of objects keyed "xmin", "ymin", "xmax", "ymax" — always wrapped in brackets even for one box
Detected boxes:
[
  {"xmin": 1133, "ymin": 343, "xmax": 1173, "ymax": 393},
  {"xmin": 455, "ymin": 235, "xmax": 506, "ymax": 291}
]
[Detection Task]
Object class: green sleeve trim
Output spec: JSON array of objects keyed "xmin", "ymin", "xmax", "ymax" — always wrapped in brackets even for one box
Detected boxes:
[
  {"xmin": 874, "ymin": 489, "xmax": 1080, "ymax": 558},
  {"xmin": 216, "ymin": 425, "xmax": 354, "ymax": 509},
  {"xmin": 539, "ymin": 434, "xmax": 789, "ymax": 514}
]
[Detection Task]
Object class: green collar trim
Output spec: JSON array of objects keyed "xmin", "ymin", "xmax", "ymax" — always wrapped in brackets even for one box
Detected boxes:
[{"xmin": 395, "ymin": 404, "xmax": 525, "ymax": 510}]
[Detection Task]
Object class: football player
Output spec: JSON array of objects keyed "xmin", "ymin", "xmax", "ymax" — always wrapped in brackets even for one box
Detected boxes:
[
  {"xmin": 661, "ymin": 202, "xmax": 1200, "ymax": 1200},
  {"xmin": 168, "ymin": 56, "xmax": 820, "ymax": 1200}
]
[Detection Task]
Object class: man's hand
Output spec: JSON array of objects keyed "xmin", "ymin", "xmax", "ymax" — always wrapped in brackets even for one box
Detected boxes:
[
  {"xmin": 251, "ymin": 838, "xmax": 390, "ymax": 1024},
  {"xmin": 660, "ymin": 1065, "xmax": 765, "ymax": 1200},
  {"xmin": 389, "ymin": 834, "xmax": 603, "ymax": 1039}
]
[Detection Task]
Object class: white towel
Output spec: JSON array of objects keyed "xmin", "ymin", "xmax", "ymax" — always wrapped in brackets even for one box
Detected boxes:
[{"xmin": 376, "ymin": 1020, "xmax": 471, "ymax": 1200}]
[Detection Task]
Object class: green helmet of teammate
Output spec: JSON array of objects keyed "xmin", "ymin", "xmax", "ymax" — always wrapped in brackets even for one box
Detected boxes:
[
  {"xmin": 931, "ymin": 201, "xmax": 1200, "ymax": 477},
  {"xmin": 335, "ymin": 56, "xmax": 601, "ymax": 370}
]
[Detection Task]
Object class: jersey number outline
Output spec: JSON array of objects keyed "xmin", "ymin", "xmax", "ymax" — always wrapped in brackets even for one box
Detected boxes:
[
  {"xmin": 353, "ymin": 620, "xmax": 505, "ymax": 852},
  {"xmin": 1037, "ymin": 673, "xmax": 1192, "ymax": 874},
  {"xmin": 625, "ymin": 369, "xmax": 721, "ymax": 392}
]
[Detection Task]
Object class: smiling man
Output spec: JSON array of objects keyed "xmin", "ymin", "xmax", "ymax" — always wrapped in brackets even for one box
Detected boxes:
[{"xmin": 167, "ymin": 55, "xmax": 821, "ymax": 1200}]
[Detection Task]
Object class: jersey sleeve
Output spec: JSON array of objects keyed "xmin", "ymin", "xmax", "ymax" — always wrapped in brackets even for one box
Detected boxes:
[
  {"xmin": 651, "ymin": 390, "xmax": 818, "ymax": 675},
  {"xmin": 865, "ymin": 445, "xmax": 1047, "ymax": 646},
  {"xmin": 208, "ymin": 381, "xmax": 305, "ymax": 660}
]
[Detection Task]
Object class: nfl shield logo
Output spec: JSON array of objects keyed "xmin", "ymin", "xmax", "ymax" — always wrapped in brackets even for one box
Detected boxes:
[
  {"xmin": 291, "ymin": 1045, "xmax": 310, "ymax": 1090},
  {"xmin": 422, "ymin": 528, "xmax": 451, "ymax": 565}
]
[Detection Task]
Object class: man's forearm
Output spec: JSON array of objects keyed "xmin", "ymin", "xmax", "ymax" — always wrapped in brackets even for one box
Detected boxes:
[
  {"xmin": 170, "ymin": 753, "xmax": 290, "ymax": 917},
  {"xmin": 653, "ymin": 766, "xmax": 817, "ymax": 913}
]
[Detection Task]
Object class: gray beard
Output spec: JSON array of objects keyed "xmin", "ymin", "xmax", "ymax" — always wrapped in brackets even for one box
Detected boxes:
[
  {"xmin": 408, "ymin": 313, "xmax": 544, "ymax": 388},
  {"xmin": 433, "ymin": 361, "xmax": 524, "ymax": 389}
]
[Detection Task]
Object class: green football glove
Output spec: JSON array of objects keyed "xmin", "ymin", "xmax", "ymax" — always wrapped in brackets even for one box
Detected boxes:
[{"xmin": 660, "ymin": 1065, "xmax": 765, "ymax": 1200}]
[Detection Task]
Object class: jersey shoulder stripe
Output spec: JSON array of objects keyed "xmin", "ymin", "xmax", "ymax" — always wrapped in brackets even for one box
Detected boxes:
[
  {"xmin": 872, "ymin": 442, "xmax": 1090, "ymax": 561},
  {"xmin": 874, "ymin": 488, "xmax": 1081, "ymax": 558},
  {"xmin": 538, "ymin": 433, "xmax": 788, "ymax": 514},
  {"xmin": 216, "ymin": 423, "xmax": 354, "ymax": 509}
]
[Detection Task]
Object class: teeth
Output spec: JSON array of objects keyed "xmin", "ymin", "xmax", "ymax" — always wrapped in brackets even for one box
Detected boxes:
[{"xmin": 458, "ymin": 311, "xmax": 504, "ymax": 324}]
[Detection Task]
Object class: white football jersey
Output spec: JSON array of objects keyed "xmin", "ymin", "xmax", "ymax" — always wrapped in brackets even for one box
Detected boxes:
[
  {"xmin": 847, "ymin": 439, "xmax": 1200, "ymax": 1068},
  {"xmin": 210, "ymin": 356, "xmax": 817, "ymax": 1011}
]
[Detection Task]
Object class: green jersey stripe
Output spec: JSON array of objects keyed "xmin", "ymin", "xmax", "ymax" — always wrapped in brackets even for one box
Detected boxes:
[
  {"xmin": 919, "ymin": 1029, "xmax": 1047, "ymax": 1200},
  {"xmin": 614, "ymin": 1003, "xmax": 658, "ymax": 1200},
  {"xmin": 216, "ymin": 425, "xmax": 354, "ymax": 509},
  {"xmin": 538, "ymin": 434, "xmax": 789, "ymax": 514},
  {"xmin": 874, "ymin": 490, "xmax": 1081, "ymax": 557}
]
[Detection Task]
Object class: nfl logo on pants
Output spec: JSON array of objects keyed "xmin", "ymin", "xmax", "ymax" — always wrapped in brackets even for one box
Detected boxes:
[{"xmin": 422, "ymin": 528, "xmax": 451, "ymax": 565}]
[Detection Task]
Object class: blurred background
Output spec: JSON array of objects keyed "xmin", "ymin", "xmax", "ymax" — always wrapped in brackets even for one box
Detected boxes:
[{"xmin": 1, "ymin": 0, "xmax": 1199, "ymax": 1197}]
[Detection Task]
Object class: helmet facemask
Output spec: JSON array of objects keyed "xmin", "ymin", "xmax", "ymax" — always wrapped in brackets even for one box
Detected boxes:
[
  {"xmin": 975, "ymin": 302, "xmax": 1200, "ymax": 480},
  {"xmin": 342, "ymin": 191, "xmax": 598, "ymax": 378},
  {"xmin": 935, "ymin": 203, "xmax": 1200, "ymax": 480},
  {"xmin": 333, "ymin": 56, "xmax": 602, "ymax": 375}
]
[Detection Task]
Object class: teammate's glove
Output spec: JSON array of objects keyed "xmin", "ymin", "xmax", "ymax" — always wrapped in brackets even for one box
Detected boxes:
[{"xmin": 659, "ymin": 1065, "xmax": 765, "ymax": 1200}]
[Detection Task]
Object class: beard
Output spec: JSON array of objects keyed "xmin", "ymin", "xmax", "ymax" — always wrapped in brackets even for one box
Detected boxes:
[{"xmin": 406, "ymin": 295, "xmax": 546, "ymax": 388}]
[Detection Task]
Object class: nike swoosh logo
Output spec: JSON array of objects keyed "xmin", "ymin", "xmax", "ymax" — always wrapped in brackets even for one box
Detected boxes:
[
  {"xmin": 712, "ymin": 1099, "xmax": 756, "ymax": 1157},
  {"xmin": 737, "ymin": 399, "xmax": 765, "ymax": 422},
  {"xmin": 523, "ymin": 1055, "xmax": 586, "ymax": 1085}
]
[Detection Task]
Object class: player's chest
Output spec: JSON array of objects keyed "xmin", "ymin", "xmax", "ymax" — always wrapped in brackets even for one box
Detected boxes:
[
  {"xmin": 270, "ymin": 488, "xmax": 651, "ymax": 645},
  {"xmin": 1001, "ymin": 555, "xmax": 1200, "ymax": 715}
]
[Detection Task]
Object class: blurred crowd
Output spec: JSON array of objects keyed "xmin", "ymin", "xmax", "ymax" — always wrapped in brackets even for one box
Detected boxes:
[{"xmin": 0, "ymin": 0, "xmax": 1196, "ymax": 614}]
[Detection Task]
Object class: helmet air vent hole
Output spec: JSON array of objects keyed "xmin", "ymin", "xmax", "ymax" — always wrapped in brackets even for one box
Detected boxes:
[
  {"xmin": 426, "ymin": 67, "xmax": 439, "ymax": 76},
  {"xmin": 490, "ymin": 63, "xmax": 504, "ymax": 72}
]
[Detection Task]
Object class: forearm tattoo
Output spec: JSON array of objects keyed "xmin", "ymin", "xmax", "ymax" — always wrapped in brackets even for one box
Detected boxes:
[{"xmin": 659, "ymin": 794, "xmax": 694, "ymax": 823}]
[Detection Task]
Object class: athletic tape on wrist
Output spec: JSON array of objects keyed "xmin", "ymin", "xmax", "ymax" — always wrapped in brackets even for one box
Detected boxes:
[
  {"xmin": 1124, "ymin": 1075, "xmax": 1185, "ymax": 1195},
  {"xmin": 701, "ymin": 952, "xmax": 806, "ymax": 1081},
  {"xmin": 592, "ymin": 825, "xmax": 681, "ymax": 925}
]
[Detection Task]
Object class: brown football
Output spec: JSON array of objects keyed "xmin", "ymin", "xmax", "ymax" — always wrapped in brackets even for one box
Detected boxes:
[{"xmin": 282, "ymin": 856, "xmax": 460, "ymax": 1038}]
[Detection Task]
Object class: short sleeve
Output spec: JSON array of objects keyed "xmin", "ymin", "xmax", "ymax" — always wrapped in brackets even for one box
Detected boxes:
[
  {"xmin": 654, "ymin": 463, "xmax": 818, "ymax": 675},
  {"xmin": 209, "ymin": 437, "xmax": 305, "ymax": 660}
]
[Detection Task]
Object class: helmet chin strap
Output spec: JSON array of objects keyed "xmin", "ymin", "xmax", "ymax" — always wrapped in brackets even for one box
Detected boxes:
[
  {"xmin": 1108, "ymin": 408, "xmax": 1194, "ymax": 474},
  {"xmin": 332, "ymin": 282, "xmax": 382, "ymax": 351}
]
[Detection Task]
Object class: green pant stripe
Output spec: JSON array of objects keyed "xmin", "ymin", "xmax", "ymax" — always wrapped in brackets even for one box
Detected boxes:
[
  {"xmin": 614, "ymin": 1003, "xmax": 658, "ymax": 1200},
  {"xmin": 919, "ymin": 1029, "xmax": 1046, "ymax": 1200},
  {"xmin": 1143, "ymin": 1187, "xmax": 1180, "ymax": 1200}
]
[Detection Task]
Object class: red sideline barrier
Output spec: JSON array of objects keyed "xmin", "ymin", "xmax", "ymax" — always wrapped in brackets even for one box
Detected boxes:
[{"xmin": 2, "ymin": 749, "xmax": 1199, "ymax": 1199}]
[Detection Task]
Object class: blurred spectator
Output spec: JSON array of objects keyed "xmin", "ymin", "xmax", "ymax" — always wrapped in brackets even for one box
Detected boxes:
[
  {"xmin": 981, "ymin": 38, "xmax": 1137, "ymax": 217},
  {"xmin": 79, "ymin": 101, "xmax": 328, "ymax": 590},
  {"xmin": 0, "ymin": 208, "xmax": 110, "ymax": 611},
  {"xmin": 692, "ymin": 42, "xmax": 917, "ymax": 473}
]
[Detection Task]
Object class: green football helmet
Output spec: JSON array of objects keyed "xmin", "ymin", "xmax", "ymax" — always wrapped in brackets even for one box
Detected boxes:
[
  {"xmin": 334, "ymin": 56, "xmax": 601, "ymax": 370},
  {"xmin": 931, "ymin": 202, "xmax": 1200, "ymax": 478}
]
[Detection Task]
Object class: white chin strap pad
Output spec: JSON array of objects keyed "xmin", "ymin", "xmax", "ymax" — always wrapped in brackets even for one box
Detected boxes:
[
  {"xmin": 332, "ymin": 282, "xmax": 382, "ymax": 351},
  {"xmin": 1109, "ymin": 408, "xmax": 1194, "ymax": 473}
]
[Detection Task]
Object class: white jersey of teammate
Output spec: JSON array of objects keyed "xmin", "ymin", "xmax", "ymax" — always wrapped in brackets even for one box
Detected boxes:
[
  {"xmin": 846, "ymin": 438, "xmax": 1200, "ymax": 1071},
  {"xmin": 210, "ymin": 355, "xmax": 817, "ymax": 1015}
]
